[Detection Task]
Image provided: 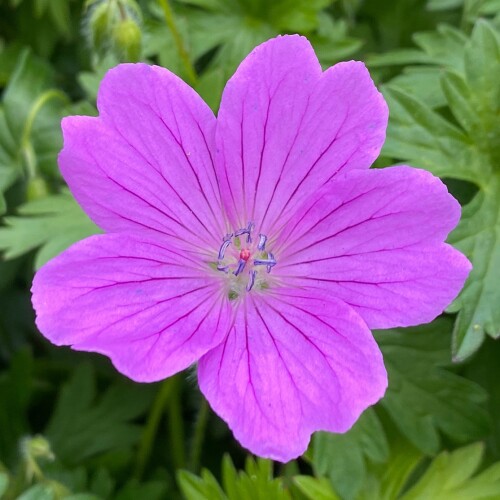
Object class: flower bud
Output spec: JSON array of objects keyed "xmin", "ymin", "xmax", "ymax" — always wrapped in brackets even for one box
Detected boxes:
[
  {"xmin": 112, "ymin": 17, "xmax": 142, "ymax": 62},
  {"xmin": 23, "ymin": 435, "xmax": 54, "ymax": 461},
  {"xmin": 85, "ymin": 0, "xmax": 142, "ymax": 62},
  {"xmin": 26, "ymin": 176, "xmax": 50, "ymax": 201}
]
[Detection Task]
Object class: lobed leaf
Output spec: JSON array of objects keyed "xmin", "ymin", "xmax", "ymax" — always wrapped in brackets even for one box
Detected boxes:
[
  {"xmin": 383, "ymin": 20, "xmax": 500, "ymax": 359},
  {"xmin": 45, "ymin": 364, "xmax": 155, "ymax": 465},
  {"xmin": 376, "ymin": 319, "xmax": 490, "ymax": 453},
  {"xmin": 0, "ymin": 190, "xmax": 100, "ymax": 268},
  {"xmin": 178, "ymin": 455, "xmax": 290, "ymax": 500},
  {"xmin": 401, "ymin": 443, "xmax": 500, "ymax": 499},
  {"xmin": 312, "ymin": 409, "xmax": 389, "ymax": 500}
]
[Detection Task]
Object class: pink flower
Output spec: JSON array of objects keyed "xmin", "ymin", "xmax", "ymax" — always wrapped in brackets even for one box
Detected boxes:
[{"xmin": 31, "ymin": 36, "xmax": 471, "ymax": 461}]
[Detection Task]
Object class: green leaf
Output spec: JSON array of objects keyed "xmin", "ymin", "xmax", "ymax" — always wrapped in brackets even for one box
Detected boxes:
[
  {"xmin": 367, "ymin": 24, "xmax": 467, "ymax": 109},
  {"xmin": 0, "ymin": 190, "xmax": 100, "ymax": 268},
  {"xmin": 383, "ymin": 20, "xmax": 500, "ymax": 359},
  {"xmin": 45, "ymin": 363, "xmax": 155, "ymax": 465},
  {"xmin": 382, "ymin": 86, "xmax": 479, "ymax": 183},
  {"xmin": 447, "ymin": 185, "xmax": 500, "ymax": 359},
  {"xmin": 312, "ymin": 409, "xmax": 389, "ymax": 500},
  {"xmin": 0, "ymin": 349, "xmax": 33, "ymax": 465},
  {"xmin": 0, "ymin": 48, "xmax": 68, "ymax": 194},
  {"xmin": 177, "ymin": 469, "xmax": 226, "ymax": 500},
  {"xmin": 367, "ymin": 24, "xmax": 467, "ymax": 70},
  {"xmin": 401, "ymin": 443, "xmax": 500, "ymax": 499},
  {"xmin": 34, "ymin": 0, "xmax": 72, "ymax": 38},
  {"xmin": 64, "ymin": 495, "xmax": 102, "ymax": 500},
  {"xmin": 426, "ymin": 0, "xmax": 463, "ymax": 10},
  {"xmin": 77, "ymin": 55, "xmax": 120, "ymax": 103},
  {"xmin": 376, "ymin": 319, "xmax": 490, "ymax": 454},
  {"xmin": 0, "ymin": 42, "xmax": 25, "ymax": 86},
  {"xmin": 412, "ymin": 25, "xmax": 467, "ymax": 71},
  {"xmin": 359, "ymin": 438, "xmax": 423, "ymax": 500},
  {"xmin": 228, "ymin": 456, "xmax": 290, "ymax": 500},
  {"xmin": 293, "ymin": 476, "xmax": 340, "ymax": 500},
  {"xmin": 464, "ymin": 338, "xmax": 500, "ymax": 460},
  {"xmin": 311, "ymin": 320, "xmax": 488, "ymax": 496},
  {"xmin": 0, "ymin": 472, "xmax": 9, "ymax": 497},
  {"xmin": 114, "ymin": 480, "xmax": 167, "ymax": 500},
  {"xmin": 311, "ymin": 14, "xmax": 363, "ymax": 67},
  {"xmin": 463, "ymin": 21, "xmax": 500, "ymax": 166},
  {"xmin": 388, "ymin": 67, "xmax": 447, "ymax": 108},
  {"xmin": 17, "ymin": 484, "xmax": 54, "ymax": 500},
  {"xmin": 160, "ymin": 0, "xmax": 334, "ymax": 101},
  {"xmin": 178, "ymin": 455, "xmax": 290, "ymax": 500}
]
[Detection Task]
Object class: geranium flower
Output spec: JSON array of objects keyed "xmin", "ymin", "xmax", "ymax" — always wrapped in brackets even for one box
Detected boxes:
[{"xmin": 31, "ymin": 35, "xmax": 471, "ymax": 461}]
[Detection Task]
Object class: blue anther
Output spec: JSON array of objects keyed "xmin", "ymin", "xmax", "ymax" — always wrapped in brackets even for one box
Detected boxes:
[
  {"xmin": 254, "ymin": 253, "xmax": 277, "ymax": 273},
  {"xmin": 233, "ymin": 259, "xmax": 246, "ymax": 276},
  {"xmin": 217, "ymin": 262, "xmax": 229, "ymax": 273},
  {"xmin": 218, "ymin": 239, "xmax": 231, "ymax": 260},
  {"xmin": 257, "ymin": 234, "xmax": 267, "ymax": 251},
  {"xmin": 267, "ymin": 253, "xmax": 276, "ymax": 273},
  {"xmin": 246, "ymin": 270, "xmax": 257, "ymax": 291},
  {"xmin": 235, "ymin": 222, "xmax": 254, "ymax": 243}
]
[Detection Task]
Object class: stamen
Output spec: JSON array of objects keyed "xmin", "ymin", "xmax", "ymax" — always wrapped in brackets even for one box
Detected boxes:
[
  {"xmin": 235, "ymin": 222, "xmax": 254, "ymax": 243},
  {"xmin": 257, "ymin": 234, "xmax": 267, "ymax": 251},
  {"xmin": 215, "ymin": 227, "xmax": 275, "ymax": 292},
  {"xmin": 267, "ymin": 252, "xmax": 276, "ymax": 273},
  {"xmin": 246, "ymin": 270, "xmax": 257, "ymax": 291},
  {"xmin": 254, "ymin": 253, "xmax": 277, "ymax": 273},
  {"xmin": 217, "ymin": 263, "xmax": 229, "ymax": 273},
  {"xmin": 218, "ymin": 239, "xmax": 232, "ymax": 260},
  {"xmin": 233, "ymin": 259, "xmax": 246, "ymax": 276}
]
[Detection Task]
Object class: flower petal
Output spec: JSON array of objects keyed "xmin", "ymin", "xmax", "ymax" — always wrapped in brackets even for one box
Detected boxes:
[
  {"xmin": 275, "ymin": 166, "xmax": 472, "ymax": 329},
  {"xmin": 216, "ymin": 35, "xmax": 388, "ymax": 232},
  {"xmin": 59, "ymin": 64, "xmax": 224, "ymax": 250},
  {"xmin": 198, "ymin": 289, "xmax": 387, "ymax": 462},
  {"xmin": 31, "ymin": 234, "xmax": 231, "ymax": 382}
]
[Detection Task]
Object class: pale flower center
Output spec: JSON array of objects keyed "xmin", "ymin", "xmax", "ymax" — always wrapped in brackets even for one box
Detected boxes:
[{"xmin": 215, "ymin": 222, "xmax": 277, "ymax": 299}]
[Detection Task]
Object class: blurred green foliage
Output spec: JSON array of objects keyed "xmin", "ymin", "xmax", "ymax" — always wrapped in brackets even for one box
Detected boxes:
[{"xmin": 1, "ymin": 0, "xmax": 500, "ymax": 499}]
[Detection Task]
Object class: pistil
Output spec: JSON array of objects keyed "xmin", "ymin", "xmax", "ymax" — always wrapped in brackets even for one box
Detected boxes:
[{"xmin": 214, "ymin": 222, "xmax": 277, "ymax": 298}]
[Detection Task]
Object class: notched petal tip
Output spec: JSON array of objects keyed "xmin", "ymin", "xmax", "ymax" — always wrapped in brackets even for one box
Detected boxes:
[
  {"xmin": 248, "ymin": 33, "xmax": 317, "ymax": 58},
  {"xmin": 96, "ymin": 62, "xmax": 152, "ymax": 114},
  {"xmin": 198, "ymin": 292, "xmax": 387, "ymax": 462}
]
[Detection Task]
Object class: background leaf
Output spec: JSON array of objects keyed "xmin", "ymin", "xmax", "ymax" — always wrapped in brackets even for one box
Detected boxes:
[
  {"xmin": 312, "ymin": 409, "xmax": 389, "ymax": 500},
  {"xmin": 376, "ymin": 319, "xmax": 490, "ymax": 453},
  {"xmin": 0, "ymin": 190, "xmax": 100, "ymax": 268},
  {"xmin": 45, "ymin": 363, "xmax": 155, "ymax": 465},
  {"xmin": 382, "ymin": 20, "xmax": 500, "ymax": 360}
]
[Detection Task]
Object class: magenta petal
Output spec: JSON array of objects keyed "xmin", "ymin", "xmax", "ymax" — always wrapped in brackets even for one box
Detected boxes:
[
  {"xmin": 31, "ymin": 234, "xmax": 231, "ymax": 382},
  {"xmin": 216, "ymin": 35, "xmax": 388, "ymax": 232},
  {"xmin": 276, "ymin": 166, "xmax": 472, "ymax": 329},
  {"xmin": 59, "ymin": 64, "xmax": 224, "ymax": 249},
  {"xmin": 198, "ymin": 289, "xmax": 387, "ymax": 462}
]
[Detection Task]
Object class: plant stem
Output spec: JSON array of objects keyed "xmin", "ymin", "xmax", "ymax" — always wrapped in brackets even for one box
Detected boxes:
[
  {"xmin": 21, "ymin": 90, "xmax": 68, "ymax": 150},
  {"xmin": 157, "ymin": 0, "xmax": 197, "ymax": 86},
  {"xmin": 20, "ymin": 90, "xmax": 68, "ymax": 178},
  {"xmin": 188, "ymin": 398, "xmax": 209, "ymax": 472},
  {"xmin": 134, "ymin": 377, "xmax": 177, "ymax": 480},
  {"xmin": 167, "ymin": 376, "xmax": 186, "ymax": 470}
]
